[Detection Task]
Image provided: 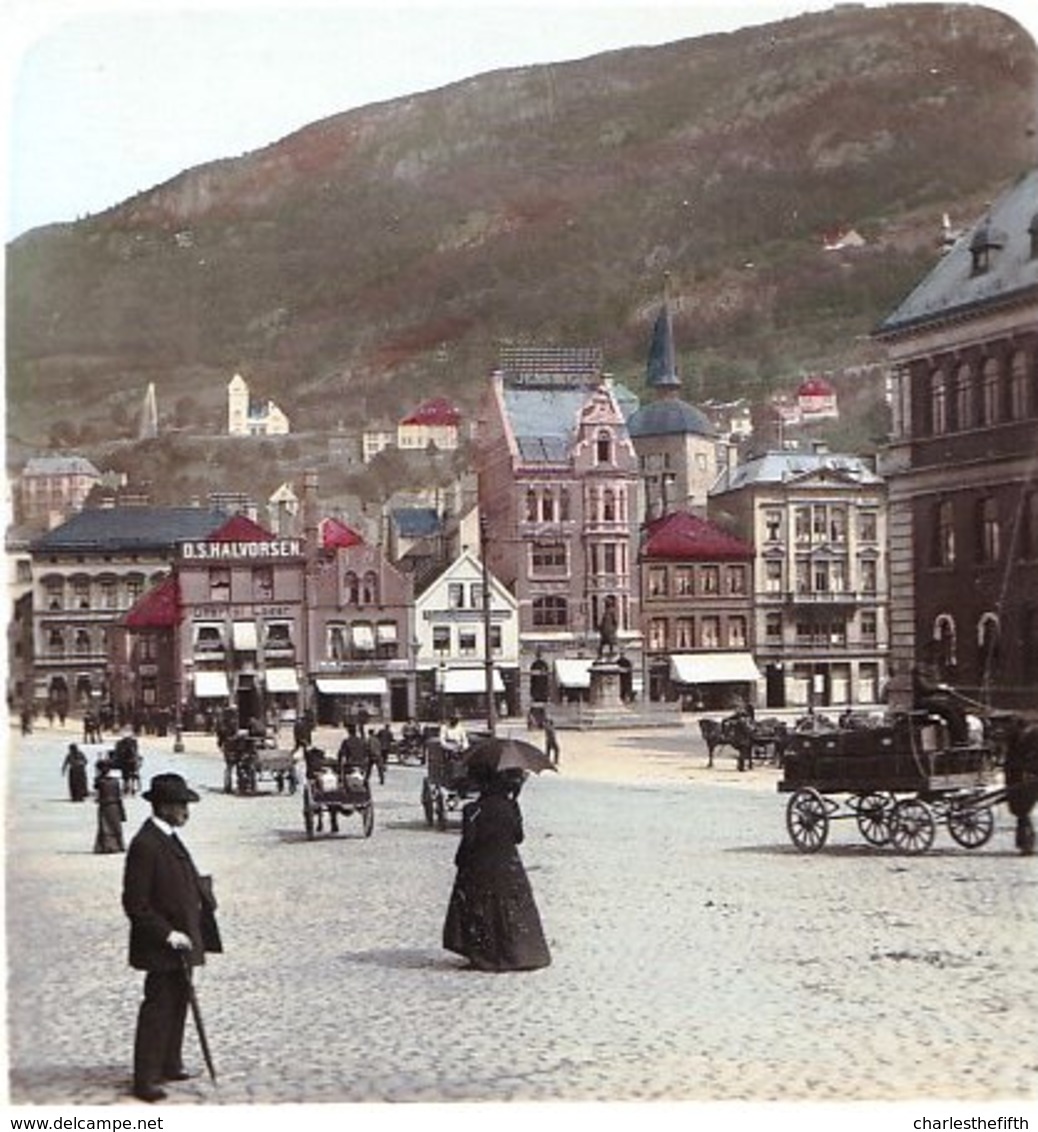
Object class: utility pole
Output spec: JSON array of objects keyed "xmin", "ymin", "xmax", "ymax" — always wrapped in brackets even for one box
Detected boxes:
[{"xmin": 480, "ymin": 515, "xmax": 496, "ymax": 736}]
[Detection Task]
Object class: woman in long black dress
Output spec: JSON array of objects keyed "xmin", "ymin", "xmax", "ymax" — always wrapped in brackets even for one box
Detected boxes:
[
  {"xmin": 62, "ymin": 743, "xmax": 89, "ymax": 802},
  {"xmin": 443, "ymin": 768, "xmax": 550, "ymax": 972},
  {"xmin": 93, "ymin": 759, "xmax": 126, "ymax": 853}
]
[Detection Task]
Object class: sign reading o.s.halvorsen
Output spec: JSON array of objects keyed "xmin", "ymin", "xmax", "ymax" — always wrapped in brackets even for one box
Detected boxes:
[{"xmin": 180, "ymin": 539, "xmax": 303, "ymax": 560}]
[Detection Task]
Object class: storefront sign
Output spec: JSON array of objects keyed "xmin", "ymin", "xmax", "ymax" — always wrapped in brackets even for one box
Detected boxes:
[{"xmin": 180, "ymin": 538, "xmax": 302, "ymax": 560}]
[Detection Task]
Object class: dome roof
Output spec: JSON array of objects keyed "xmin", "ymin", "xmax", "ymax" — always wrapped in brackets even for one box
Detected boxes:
[{"xmin": 626, "ymin": 398, "xmax": 716, "ymax": 439}]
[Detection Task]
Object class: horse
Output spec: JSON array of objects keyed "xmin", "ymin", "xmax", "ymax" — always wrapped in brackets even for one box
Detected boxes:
[
  {"xmin": 111, "ymin": 734, "xmax": 141, "ymax": 796},
  {"xmin": 699, "ymin": 714, "xmax": 755, "ymax": 771},
  {"xmin": 1004, "ymin": 720, "xmax": 1038, "ymax": 856}
]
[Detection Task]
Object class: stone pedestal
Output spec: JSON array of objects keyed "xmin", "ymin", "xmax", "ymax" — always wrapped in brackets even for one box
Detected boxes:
[{"xmin": 589, "ymin": 659, "xmax": 624, "ymax": 710}]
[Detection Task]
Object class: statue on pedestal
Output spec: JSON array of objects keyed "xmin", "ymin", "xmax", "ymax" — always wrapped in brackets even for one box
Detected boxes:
[{"xmin": 597, "ymin": 597, "xmax": 619, "ymax": 662}]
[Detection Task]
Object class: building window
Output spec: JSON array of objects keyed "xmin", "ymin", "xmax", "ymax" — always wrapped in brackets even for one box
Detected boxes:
[
  {"xmin": 795, "ymin": 559, "xmax": 810, "ymax": 594},
  {"xmin": 531, "ymin": 542, "xmax": 567, "ymax": 575},
  {"xmin": 829, "ymin": 508, "xmax": 847, "ymax": 543},
  {"xmin": 458, "ymin": 629, "xmax": 478, "ymax": 656},
  {"xmin": 532, "ymin": 595, "xmax": 568, "ymax": 628},
  {"xmin": 526, "ymin": 490, "xmax": 538, "ymax": 522},
  {"xmin": 432, "ymin": 626, "xmax": 451, "ymax": 655},
  {"xmin": 328, "ymin": 625, "xmax": 347, "ymax": 661},
  {"xmin": 73, "ymin": 578, "xmax": 90, "ymax": 610},
  {"xmin": 930, "ymin": 371, "xmax": 947, "ymax": 435},
  {"xmin": 934, "ymin": 500, "xmax": 955, "ymax": 567},
  {"xmin": 977, "ymin": 613, "xmax": 1000, "ymax": 681},
  {"xmin": 674, "ymin": 567, "xmax": 693, "ymax": 596},
  {"xmin": 765, "ymin": 612, "xmax": 782, "ymax": 642},
  {"xmin": 209, "ymin": 568, "xmax": 230, "ymax": 602},
  {"xmin": 490, "ymin": 625, "xmax": 503, "ymax": 654},
  {"xmin": 448, "ymin": 583, "xmax": 465, "ymax": 609},
  {"xmin": 596, "ymin": 430, "xmax": 612, "ymax": 465},
  {"xmin": 602, "ymin": 489, "xmax": 616, "ymax": 522},
  {"xmin": 48, "ymin": 628, "xmax": 65, "ymax": 657},
  {"xmin": 343, "ymin": 572, "xmax": 360, "ymax": 604},
  {"xmin": 935, "ymin": 614, "xmax": 957, "ymax": 675},
  {"xmin": 700, "ymin": 616, "xmax": 720, "ymax": 648},
  {"xmin": 1021, "ymin": 491, "xmax": 1038, "ymax": 560},
  {"xmin": 362, "ymin": 572, "xmax": 378, "ymax": 605},
  {"xmin": 858, "ymin": 511, "xmax": 878, "ymax": 543},
  {"xmin": 559, "ymin": 487, "xmax": 571, "ymax": 522},
  {"xmin": 265, "ymin": 622, "xmax": 293, "ymax": 650},
  {"xmin": 764, "ymin": 509, "xmax": 783, "ymax": 541},
  {"xmin": 981, "ymin": 358, "xmax": 1001, "ymax": 426},
  {"xmin": 541, "ymin": 491, "xmax": 555, "ymax": 522},
  {"xmin": 100, "ymin": 580, "xmax": 118, "ymax": 610},
  {"xmin": 726, "ymin": 566, "xmax": 747, "ymax": 595},
  {"xmin": 648, "ymin": 618, "xmax": 667, "ymax": 650},
  {"xmin": 46, "ymin": 580, "xmax": 63, "ymax": 610},
  {"xmin": 675, "ymin": 618, "xmax": 694, "ymax": 649},
  {"xmin": 195, "ymin": 625, "xmax": 224, "ymax": 653},
  {"xmin": 955, "ymin": 363, "xmax": 974, "ymax": 431},
  {"xmin": 471, "ymin": 584, "xmax": 485, "ymax": 610},
  {"xmin": 765, "ymin": 560, "xmax": 783, "ymax": 593},
  {"xmin": 813, "ymin": 561, "xmax": 830, "ymax": 593},
  {"xmin": 976, "ymin": 498, "xmax": 1001, "ymax": 564},
  {"xmin": 794, "ymin": 507, "xmax": 811, "ymax": 543},
  {"xmin": 1009, "ymin": 350, "xmax": 1030, "ymax": 420},
  {"xmin": 701, "ymin": 566, "xmax": 720, "ymax": 594},
  {"xmin": 253, "ymin": 566, "xmax": 274, "ymax": 601},
  {"xmin": 728, "ymin": 616, "xmax": 747, "ymax": 648},
  {"xmin": 861, "ymin": 610, "xmax": 877, "ymax": 642},
  {"xmin": 648, "ymin": 567, "xmax": 668, "ymax": 597},
  {"xmin": 860, "ymin": 559, "xmax": 877, "ymax": 594},
  {"xmin": 74, "ymin": 629, "xmax": 91, "ymax": 655}
]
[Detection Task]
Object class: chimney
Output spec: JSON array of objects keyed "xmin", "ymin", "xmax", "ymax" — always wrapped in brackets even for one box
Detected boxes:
[{"xmin": 303, "ymin": 470, "xmax": 319, "ymax": 563}]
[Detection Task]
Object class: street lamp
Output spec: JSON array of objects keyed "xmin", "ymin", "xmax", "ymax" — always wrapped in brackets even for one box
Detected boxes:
[{"xmin": 480, "ymin": 515, "xmax": 496, "ymax": 737}]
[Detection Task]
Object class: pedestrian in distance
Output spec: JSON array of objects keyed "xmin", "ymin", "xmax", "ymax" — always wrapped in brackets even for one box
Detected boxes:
[
  {"xmin": 443, "ymin": 766, "xmax": 551, "ymax": 973},
  {"xmin": 94, "ymin": 759, "xmax": 126, "ymax": 853},
  {"xmin": 62, "ymin": 742, "xmax": 90, "ymax": 802},
  {"xmin": 543, "ymin": 717, "xmax": 560, "ymax": 766},
  {"xmin": 123, "ymin": 773, "xmax": 222, "ymax": 1103}
]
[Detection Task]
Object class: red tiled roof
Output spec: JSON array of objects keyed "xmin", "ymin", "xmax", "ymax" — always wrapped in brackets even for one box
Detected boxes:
[
  {"xmin": 209, "ymin": 514, "xmax": 275, "ymax": 541},
  {"xmin": 798, "ymin": 375, "xmax": 835, "ymax": 396},
  {"xmin": 642, "ymin": 511, "xmax": 753, "ymax": 561},
  {"xmin": 122, "ymin": 575, "xmax": 180, "ymax": 629},
  {"xmin": 320, "ymin": 516, "xmax": 364, "ymax": 549},
  {"xmin": 400, "ymin": 397, "xmax": 461, "ymax": 426}
]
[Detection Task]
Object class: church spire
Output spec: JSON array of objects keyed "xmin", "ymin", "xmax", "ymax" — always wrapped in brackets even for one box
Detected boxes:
[
  {"xmin": 646, "ymin": 273, "xmax": 681, "ymax": 392},
  {"xmin": 139, "ymin": 382, "xmax": 158, "ymax": 440}
]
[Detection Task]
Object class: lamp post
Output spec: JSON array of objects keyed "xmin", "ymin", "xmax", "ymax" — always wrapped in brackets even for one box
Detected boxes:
[{"xmin": 480, "ymin": 515, "xmax": 496, "ymax": 737}]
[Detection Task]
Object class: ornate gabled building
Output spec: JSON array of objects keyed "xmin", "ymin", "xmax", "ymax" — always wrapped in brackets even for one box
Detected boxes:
[
  {"xmin": 476, "ymin": 346, "xmax": 642, "ymax": 711},
  {"xmin": 710, "ymin": 449, "xmax": 889, "ymax": 710},
  {"xmin": 226, "ymin": 373, "xmax": 290, "ymax": 436},
  {"xmin": 874, "ymin": 168, "xmax": 1038, "ymax": 712}
]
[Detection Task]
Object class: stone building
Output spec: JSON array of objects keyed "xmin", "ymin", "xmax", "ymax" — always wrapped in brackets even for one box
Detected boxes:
[
  {"xmin": 476, "ymin": 346, "xmax": 642, "ymax": 711},
  {"xmin": 710, "ymin": 449, "xmax": 889, "ymax": 709},
  {"xmin": 874, "ymin": 167, "xmax": 1038, "ymax": 712},
  {"xmin": 17, "ymin": 455, "xmax": 102, "ymax": 531}
]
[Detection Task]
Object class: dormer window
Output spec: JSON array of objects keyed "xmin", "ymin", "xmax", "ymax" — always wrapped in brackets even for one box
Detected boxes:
[
  {"xmin": 595, "ymin": 430, "xmax": 613, "ymax": 465},
  {"xmin": 969, "ymin": 220, "xmax": 1006, "ymax": 276}
]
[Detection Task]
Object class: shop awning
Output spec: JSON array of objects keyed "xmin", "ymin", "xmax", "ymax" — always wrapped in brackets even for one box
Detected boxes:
[
  {"xmin": 315, "ymin": 676, "xmax": 388, "ymax": 697},
  {"xmin": 554, "ymin": 658, "xmax": 593, "ymax": 689},
  {"xmin": 351, "ymin": 624, "xmax": 375, "ymax": 651},
  {"xmin": 232, "ymin": 621, "xmax": 257, "ymax": 650},
  {"xmin": 265, "ymin": 668, "xmax": 299, "ymax": 693},
  {"xmin": 442, "ymin": 668, "xmax": 505, "ymax": 695},
  {"xmin": 193, "ymin": 672, "xmax": 230, "ymax": 698},
  {"xmin": 669, "ymin": 652, "xmax": 762, "ymax": 685},
  {"xmin": 376, "ymin": 622, "xmax": 398, "ymax": 643}
]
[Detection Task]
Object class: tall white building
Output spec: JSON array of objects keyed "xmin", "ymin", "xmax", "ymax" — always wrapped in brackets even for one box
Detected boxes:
[{"xmin": 227, "ymin": 373, "xmax": 290, "ymax": 436}]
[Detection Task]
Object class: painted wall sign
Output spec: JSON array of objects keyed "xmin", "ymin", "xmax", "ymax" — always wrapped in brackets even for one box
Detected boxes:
[{"xmin": 180, "ymin": 539, "xmax": 303, "ymax": 560}]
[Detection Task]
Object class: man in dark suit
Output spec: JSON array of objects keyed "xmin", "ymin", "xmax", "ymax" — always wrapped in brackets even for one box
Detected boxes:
[{"xmin": 123, "ymin": 773, "xmax": 222, "ymax": 1103}]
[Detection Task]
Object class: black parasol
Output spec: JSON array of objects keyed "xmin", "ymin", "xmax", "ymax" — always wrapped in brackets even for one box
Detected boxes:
[{"xmin": 463, "ymin": 735, "xmax": 558, "ymax": 776}]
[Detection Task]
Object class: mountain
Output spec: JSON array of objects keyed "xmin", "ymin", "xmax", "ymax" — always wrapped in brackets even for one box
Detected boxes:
[{"xmin": 6, "ymin": 3, "xmax": 1037, "ymax": 468}]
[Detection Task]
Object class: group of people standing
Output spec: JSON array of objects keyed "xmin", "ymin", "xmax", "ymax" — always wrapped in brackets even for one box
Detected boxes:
[{"xmin": 62, "ymin": 740, "xmax": 137, "ymax": 853}]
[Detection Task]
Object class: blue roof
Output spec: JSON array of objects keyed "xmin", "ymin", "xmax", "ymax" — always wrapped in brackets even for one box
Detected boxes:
[
  {"xmin": 32, "ymin": 507, "xmax": 228, "ymax": 553},
  {"xmin": 391, "ymin": 507, "xmax": 441, "ymax": 538},
  {"xmin": 711, "ymin": 451, "xmax": 882, "ymax": 494},
  {"xmin": 877, "ymin": 168, "xmax": 1038, "ymax": 334},
  {"xmin": 502, "ymin": 386, "xmax": 591, "ymax": 463},
  {"xmin": 627, "ymin": 398, "xmax": 716, "ymax": 439}
]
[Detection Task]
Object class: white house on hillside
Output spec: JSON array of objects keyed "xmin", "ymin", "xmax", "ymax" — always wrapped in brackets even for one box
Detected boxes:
[{"xmin": 227, "ymin": 373, "xmax": 290, "ymax": 436}]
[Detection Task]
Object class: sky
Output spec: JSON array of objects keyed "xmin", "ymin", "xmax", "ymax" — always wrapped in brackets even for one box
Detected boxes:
[{"xmin": 6, "ymin": 0, "xmax": 1037, "ymax": 242}]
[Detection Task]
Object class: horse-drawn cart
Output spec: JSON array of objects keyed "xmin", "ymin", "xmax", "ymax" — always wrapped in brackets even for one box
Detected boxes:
[
  {"xmin": 421, "ymin": 738, "xmax": 481, "ymax": 830},
  {"xmin": 221, "ymin": 731, "xmax": 296, "ymax": 795},
  {"xmin": 302, "ymin": 760, "xmax": 374, "ymax": 840},
  {"xmin": 778, "ymin": 711, "xmax": 1004, "ymax": 853}
]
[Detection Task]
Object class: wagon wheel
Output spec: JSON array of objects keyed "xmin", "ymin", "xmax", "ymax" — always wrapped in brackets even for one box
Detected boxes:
[
  {"xmin": 888, "ymin": 798, "xmax": 936, "ymax": 854},
  {"xmin": 854, "ymin": 792, "xmax": 893, "ymax": 846},
  {"xmin": 302, "ymin": 784, "xmax": 316, "ymax": 841},
  {"xmin": 421, "ymin": 779, "xmax": 434, "ymax": 826},
  {"xmin": 435, "ymin": 789, "xmax": 448, "ymax": 831},
  {"xmin": 946, "ymin": 796, "xmax": 995, "ymax": 849},
  {"xmin": 362, "ymin": 799, "xmax": 375, "ymax": 838},
  {"xmin": 786, "ymin": 788, "xmax": 829, "ymax": 853}
]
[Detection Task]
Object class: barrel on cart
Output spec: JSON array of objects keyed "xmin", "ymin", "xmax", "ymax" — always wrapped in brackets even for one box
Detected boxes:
[{"xmin": 301, "ymin": 750, "xmax": 374, "ymax": 840}]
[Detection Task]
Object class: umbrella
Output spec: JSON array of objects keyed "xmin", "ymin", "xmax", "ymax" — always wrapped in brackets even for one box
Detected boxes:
[
  {"xmin": 180, "ymin": 954, "xmax": 218, "ymax": 1084},
  {"xmin": 463, "ymin": 736, "xmax": 558, "ymax": 775}
]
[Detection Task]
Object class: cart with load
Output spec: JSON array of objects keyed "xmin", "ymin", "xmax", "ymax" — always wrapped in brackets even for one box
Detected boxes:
[
  {"xmin": 301, "ymin": 749, "xmax": 374, "ymax": 839},
  {"xmin": 221, "ymin": 730, "xmax": 296, "ymax": 795},
  {"xmin": 778, "ymin": 710, "xmax": 1005, "ymax": 854},
  {"xmin": 420, "ymin": 732, "xmax": 495, "ymax": 830}
]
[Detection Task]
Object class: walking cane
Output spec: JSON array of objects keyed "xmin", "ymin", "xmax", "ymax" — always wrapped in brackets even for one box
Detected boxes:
[{"xmin": 180, "ymin": 954, "xmax": 218, "ymax": 1083}]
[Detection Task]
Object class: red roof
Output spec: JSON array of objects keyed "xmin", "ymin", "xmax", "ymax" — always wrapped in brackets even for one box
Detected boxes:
[
  {"xmin": 122, "ymin": 575, "xmax": 180, "ymax": 629},
  {"xmin": 642, "ymin": 511, "xmax": 753, "ymax": 562},
  {"xmin": 209, "ymin": 513, "xmax": 275, "ymax": 541},
  {"xmin": 320, "ymin": 516, "xmax": 364, "ymax": 549},
  {"xmin": 400, "ymin": 397, "xmax": 461, "ymax": 427},
  {"xmin": 798, "ymin": 375, "xmax": 835, "ymax": 397}
]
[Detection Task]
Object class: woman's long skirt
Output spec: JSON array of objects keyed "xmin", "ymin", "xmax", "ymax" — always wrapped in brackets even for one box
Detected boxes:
[
  {"xmin": 94, "ymin": 803, "xmax": 124, "ymax": 853},
  {"xmin": 443, "ymin": 860, "xmax": 550, "ymax": 972},
  {"xmin": 68, "ymin": 765, "xmax": 88, "ymax": 802}
]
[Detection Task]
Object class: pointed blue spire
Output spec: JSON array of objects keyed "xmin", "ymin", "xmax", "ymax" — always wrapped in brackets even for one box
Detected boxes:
[{"xmin": 646, "ymin": 275, "xmax": 681, "ymax": 390}]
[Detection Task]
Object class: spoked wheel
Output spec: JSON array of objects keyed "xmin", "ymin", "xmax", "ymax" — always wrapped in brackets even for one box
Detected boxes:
[
  {"xmin": 786, "ymin": 788, "xmax": 830, "ymax": 853},
  {"xmin": 854, "ymin": 792, "xmax": 894, "ymax": 846},
  {"xmin": 421, "ymin": 780, "xmax": 434, "ymax": 826},
  {"xmin": 362, "ymin": 799, "xmax": 375, "ymax": 838},
  {"xmin": 888, "ymin": 798, "xmax": 936, "ymax": 854},
  {"xmin": 303, "ymin": 785, "xmax": 316, "ymax": 841},
  {"xmin": 946, "ymin": 796, "xmax": 995, "ymax": 849}
]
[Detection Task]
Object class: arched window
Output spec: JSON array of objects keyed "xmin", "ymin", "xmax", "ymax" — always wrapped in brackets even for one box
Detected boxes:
[
  {"xmin": 48, "ymin": 629, "xmax": 65, "ymax": 657},
  {"xmin": 981, "ymin": 357, "xmax": 1001, "ymax": 426},
  {"xmin": 596, "ymin": 430, "xmax": 613, "ymax": 465},
  {"xmin": 603, "ymin": 489, "xmax": 616, "ymax": 522},
  {"xmin": 955, "ymin": 363, "xmax": 973, "ymax": 431},
  {"xmin": 1009, "ymin": 349, "xmax": 1030, "ymax": 420},
  {"xmin": 344, "ymin": 571, "xmax": 360, "ymax": 604},
  {"xmin": 362, "ymin": 571, "xmax": 379, "ymax": 605},
  {"xmin": 934, "ymin": 614, "xmax": 957, "ymax": 678},
  {"xmin": 977, "ymin": 613, "xmax": 1000, "ymax": 683},
  {"xmin": 930, "ymin": 370, "xmax": 947, "ymax": 435},
  {"xmin": 559, "ymin": 487, "xmax": 571, "ymax": 522},
  {"xmin": 74, "ymin": 629, "xmax": 91, "ymax": 655},
  {"xmin": 933, "ymin": 499, "xmax": 955, "ymax": 567},
  {"xmin": 541, "ymin": 490, "xmax": 555, "ymax": 522},
  {"xmin": 532, "ymin": 595, "xmax": 568, "ymax": 628}
]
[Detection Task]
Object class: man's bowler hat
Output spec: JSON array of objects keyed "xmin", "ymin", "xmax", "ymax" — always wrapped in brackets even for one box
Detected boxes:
[{"xmin": 143, "ymin": 773, "xmax": 200, "ymax": 804}]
